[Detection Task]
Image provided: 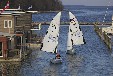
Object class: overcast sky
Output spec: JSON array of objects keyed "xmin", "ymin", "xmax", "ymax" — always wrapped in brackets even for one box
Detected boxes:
[{"xmin": 61, "ymin": 0, "xmax": 113, "ymax": 6}]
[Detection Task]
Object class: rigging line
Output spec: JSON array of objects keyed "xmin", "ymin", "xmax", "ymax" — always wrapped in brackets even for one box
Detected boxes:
[{"xmin": 102, "ymin": 1, "xmax": 111, "ymax": 25}]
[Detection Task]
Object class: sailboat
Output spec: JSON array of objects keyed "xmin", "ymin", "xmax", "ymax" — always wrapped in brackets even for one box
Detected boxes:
[
  {"xmin": 40, "ymin": 12, "xmax": 62, "ymax": 64},
  {"xmin": 66, "ymin": 12, "xmax": 85, "ymax": 54}
]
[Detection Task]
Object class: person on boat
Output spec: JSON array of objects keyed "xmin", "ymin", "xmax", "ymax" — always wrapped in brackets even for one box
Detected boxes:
[{"xmin": 55, "ymin": 53, "xmax": 61, "ymax": 59}]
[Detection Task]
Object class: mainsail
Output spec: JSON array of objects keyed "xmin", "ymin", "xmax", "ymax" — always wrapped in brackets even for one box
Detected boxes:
[
  {"xmin": 41, "ymin": 12, "xmax": 61, "ymax": 53},
  {"xmin": 67, "ymin": 12, "xmax": 85, "ymax": 51}
]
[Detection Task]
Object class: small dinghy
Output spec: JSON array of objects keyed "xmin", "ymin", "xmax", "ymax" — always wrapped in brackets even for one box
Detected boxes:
[
  {"xmin": 40, "ymin": 12, "xmax": 62, "ymax": 64},
  {"xmin": 50, "ymin": 58, "xmax": 62, "ymax": 64}
]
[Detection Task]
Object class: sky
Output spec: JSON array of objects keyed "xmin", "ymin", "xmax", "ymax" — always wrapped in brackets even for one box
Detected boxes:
[{"xmin": 61, "ymin": 0, "xmax": 113, "ymax": 6}]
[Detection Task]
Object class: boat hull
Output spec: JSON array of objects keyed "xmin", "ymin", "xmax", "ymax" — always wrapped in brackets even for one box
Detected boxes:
[
  {"xmin": 66, "ymin": 49, "xmax": 76, "ymax": 55},
  {"xmin": 50, "ymin": 58, "xmax": 62, "ymax": 64}
]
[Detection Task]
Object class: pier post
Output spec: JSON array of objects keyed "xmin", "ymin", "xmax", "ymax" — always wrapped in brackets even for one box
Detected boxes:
[{"xmin": 20, "ymin": 36, "xmax": 22, "ymax": 59}]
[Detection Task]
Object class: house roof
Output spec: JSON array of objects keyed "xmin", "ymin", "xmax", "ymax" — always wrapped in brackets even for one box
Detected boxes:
[
  {"xmin": 0, "ymin": 9, "xmax": 23, "ymax": 11},
  {"xmin": 0, "ymin": 9, "xmax": 27, "ymax": 15},
  {"xmin": 0, "ymin": 9, "xmax": 38, "ymax": 15}
]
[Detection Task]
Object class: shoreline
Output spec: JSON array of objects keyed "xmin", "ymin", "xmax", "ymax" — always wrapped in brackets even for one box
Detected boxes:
[
  {"xmin": 60, "ymin": 25, "xmax": 110, "ymax": 26},
  {"xmin": 32, "ymin": 22, "xmax": 112, "ymax": 26}
]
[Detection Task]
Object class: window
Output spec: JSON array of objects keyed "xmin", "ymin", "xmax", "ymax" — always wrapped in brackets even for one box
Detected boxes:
[
  {"xmin": 4, "ymin": 20, "xmax": 12, "ymax": 28},
  {"xmin": 4, "ymin": 20, "xmax": 8, "ymax": 28},
  {"xmin": 8, "ymin": 20, "xmax": 12, "ymax": 28},
  {"xmin": 0, "ymin": 42, "xmax": 2, "ymax": 56}
]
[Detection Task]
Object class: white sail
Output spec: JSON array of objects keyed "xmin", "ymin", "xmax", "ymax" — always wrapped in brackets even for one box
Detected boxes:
[
  {"xmin": 41, "ymin": 12, "xmax": 61, "ymax": 53},
  {"xmin": 67, "ymin": 27, "xmax": 73, "ymax": 50},
  {"xmin": 67, "ymin": 12, "xmax": 85, "ymax": 51}
]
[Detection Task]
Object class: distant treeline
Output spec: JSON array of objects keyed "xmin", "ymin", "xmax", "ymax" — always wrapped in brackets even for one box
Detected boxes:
[{"xmin": 0, "ymin": 0, "xmax": 63, "ymax": 11}]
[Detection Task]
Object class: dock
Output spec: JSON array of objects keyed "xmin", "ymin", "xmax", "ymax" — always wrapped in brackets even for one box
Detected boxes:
[
  {"xmin": 0, "ymin": 43, "xmax": 41, "ymax": 62},
  {"xmin": 94, "ymin": 24, "xmax": 112, "ymax": 52}
]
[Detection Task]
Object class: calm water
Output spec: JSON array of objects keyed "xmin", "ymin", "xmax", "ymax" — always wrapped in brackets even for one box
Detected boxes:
[
  {"xmin": 1, "ymin": 25, "xmax": 113, "ymax": 76},
  {"xmin": 1, "ymin": 5, "xmax": 113, "ymax": 76},
  {"xmin": 32, "ymin": 5, "xmax": 113, "ymax": 23}
]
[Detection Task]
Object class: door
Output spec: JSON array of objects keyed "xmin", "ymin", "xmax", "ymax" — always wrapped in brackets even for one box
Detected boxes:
[{"xmin": 0, "ymin": 42, "xmax": 3, "ymax": 56}]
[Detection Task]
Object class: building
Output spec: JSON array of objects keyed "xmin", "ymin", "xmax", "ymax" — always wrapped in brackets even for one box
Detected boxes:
[
  {"xmin": 0, "ymin": 9, "xmax": 32, "ymax": 59},
  {"xmin": 0, "ymin": 32, "xmax": 15, "ymax": 59},
  {"xmin": 0, "ymin": 36, "xmax": 8, "ymax": 58},
  {"xmin": 0, "ymin": 9, "xmax": 32, "ymax": 45},
  {"xmin": 102, "ymin": 15, "xmax": 113, "ymax": 34}
]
